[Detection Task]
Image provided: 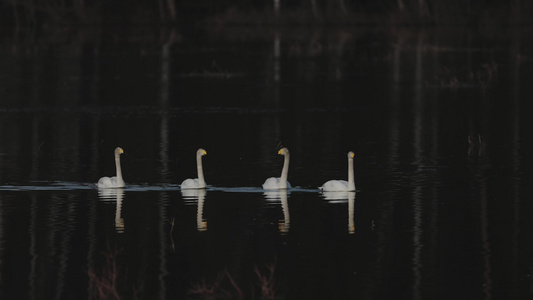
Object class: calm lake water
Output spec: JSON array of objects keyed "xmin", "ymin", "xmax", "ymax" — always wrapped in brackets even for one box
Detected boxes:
[{"xmin": 1, "ymin": 24, "xmax": 532, "ymax": 299}]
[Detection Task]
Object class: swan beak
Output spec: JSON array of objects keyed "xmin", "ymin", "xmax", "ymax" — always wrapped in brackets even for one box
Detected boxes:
[
  {"xmin": 202, "ymin": 150, "xmax": 207, "ymax": 155},
  {"xmin": 350, "ymin": 153, "xmax": 354, "ymax": 158},
  {"xmin": 120, "ymin": 148, "xmax": 124, "ymax": 154},
  {"xmin": 277, "ymin": 149, "xmax": 283, "ymax": 155}
]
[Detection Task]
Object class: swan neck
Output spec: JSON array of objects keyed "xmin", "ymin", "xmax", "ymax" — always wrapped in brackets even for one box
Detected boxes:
[
  {"xmin": 196, "ymin": 152, "xmax": 206, "ymax": 187},
  {"xmin": 280, "ymin": 152, "xmax": 290, "ymax": 187},
  {"xmin": 115, "ymin": 154, "xmax": 123, "ymax": 183},
  {"xmin": 348, "ymin": 157, "xmax": 355, "ymax": 191}
]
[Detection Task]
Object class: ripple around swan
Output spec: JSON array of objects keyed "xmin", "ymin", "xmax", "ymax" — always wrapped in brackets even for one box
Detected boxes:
[
  {"xmin": 209, "ymin": 186, "xmax": 320, "ymax": 194},
  {"xmin": 320, "ymin": 191, "xmax": 357, "ymax": 202}
]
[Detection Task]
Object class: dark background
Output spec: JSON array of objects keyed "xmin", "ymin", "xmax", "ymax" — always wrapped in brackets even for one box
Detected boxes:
[{"xmin": 1, "ymin": 0, "xmax": 531, "ymax": 29}]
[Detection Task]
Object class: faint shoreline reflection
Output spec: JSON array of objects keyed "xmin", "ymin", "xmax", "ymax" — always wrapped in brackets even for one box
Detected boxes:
[
  {"xmin": 98, "ymin": 188, "xmax": 125, "ymax": 233},
  {"xmin": 264, "ymin": 190, "xmax": 290, "ymax": 234},
  {"xmin": 321, "ymin": 191, "xmax": 356, "ymax": 234},
  {"xmin": 181, "ymin": 189, "xmax": 207, "ymax": 231}
]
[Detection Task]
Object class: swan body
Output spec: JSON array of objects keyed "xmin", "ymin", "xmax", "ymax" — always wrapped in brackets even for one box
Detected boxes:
[
  {"xmin": 263, "ymin": 147, "xmax": 291, "ymax": 190},
  {"xmin": 181, "ymin": 178, "xmax": 203, "ymax": 189},
  {"xmin": 97, "ymin": 177, "xmax": 124, "ymax": 188},
  {"xmin": 320, "ymin": 180, "xmax": 351, "ymax": 191},
  {"xmin": 263, "ymin": 177, "xmax": 292, "ymax": 190},
  {"xmin": 180, "ymin": 148, "xmax": 207, "ymax": 189},
  {"xmin": 319, "ymin": 151, "xmax": 355, "ymax": 192},
  {"xmin": 97, "ymin": 147, "xmax": 125, "ymax": 189}
]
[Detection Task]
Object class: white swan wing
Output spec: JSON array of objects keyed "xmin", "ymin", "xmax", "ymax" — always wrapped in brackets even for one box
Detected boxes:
[
  {"xmin": 181, "ymin": 178, "xmax": 201, "ymax": 189},
  {"xmin": 97, "ymin": 176, "xmax": 112, "ymax": 188},
  {"xmin": 262, "ymin": 177, "xmax": 291, "ymax": 190},
  {"xmin": 262, "ymin": 177, "xmax": 279, "ymax": 189},
  {"xmin": 320, "ymin": 180, "xmax": 350, "ymax": 192},
  {"xmin": 98, "ymin": 176, "xmax": 125, "ymax": 188}
]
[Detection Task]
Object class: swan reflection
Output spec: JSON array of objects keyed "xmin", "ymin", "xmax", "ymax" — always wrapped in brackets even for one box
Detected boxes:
[
  {"xmin": 321, "ymin": 191, "xmax": 356, "ymax": 234},
  {"xmin": 264, "ymin": 190, "xmax": 290, "ymax": 233},
  {"xmin": 181, "ymin": 189, "xmax": 207, "ymax": 231},
  {"xmin": 98, "ymin": 188, "xmax": 125, "ymax": 233},
  {"xmin": 348, "ymin": 192, "xmax": 355, "ymax": 234}
]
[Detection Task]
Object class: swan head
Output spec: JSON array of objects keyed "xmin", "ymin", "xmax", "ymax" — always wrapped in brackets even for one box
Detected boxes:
[
  {"xmin": 348, "ymin": 151, "xmax": 354, "ymax": 159},
  {"xmin": 115, "ymin": 147, "xmax": 124, "ymax": 156},
  {"xmin": 278, "ymin": 147, "xmax": 289, "ymax": 155},
  {"xmin": 197, "ymin": 148, "xmax": 207, "ymax": 156}
]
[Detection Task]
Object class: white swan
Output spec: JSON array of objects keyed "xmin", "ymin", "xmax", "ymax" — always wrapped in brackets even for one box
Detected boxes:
[
  {"xmin": 319, "ymin": 151, "xmax": 355, "ymax": 192},
  {"xmin": 97, "ymin": 147, "xmax": 125, "ymax": 188},
  {"xmin": 263, "ymin": 147, "xmax": 291, "ymax": 190},
  {"xmin": 180, "ymin": 148, "xmax": 207, "ymax": 189}
]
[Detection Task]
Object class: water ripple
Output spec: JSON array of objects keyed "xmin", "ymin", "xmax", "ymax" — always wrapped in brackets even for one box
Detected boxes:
[{"xmin": 0, "ymin": 182, "xmax": 320, "ymax": 193}]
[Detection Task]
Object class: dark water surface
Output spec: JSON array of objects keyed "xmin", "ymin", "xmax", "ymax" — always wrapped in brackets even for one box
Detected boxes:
[{"xmin": 1, "ymin": 25, "xmax": 533, "ymax": 299}]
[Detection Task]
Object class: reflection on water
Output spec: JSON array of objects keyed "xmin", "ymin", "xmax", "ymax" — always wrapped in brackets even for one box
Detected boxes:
[
  {"xmin": 0, "ymin": 23, "xmax": 532, "ymax": 300},
  {"xmin": 348, "ymin": 193, "xmax": 354, "ymax": 234},
  {"xmin": 321, "ymin": 191, "xmax": 356, "ymax": 234},
  {"xmin": 0, "ymin": 182, "xmax": 95, "ymax": 191},
  {"xmin": 98, "ymin": 188, "xmax": 125, "ymax": 233},
  {"xmin": 181, "ymin": 189, "xmax": 207, "ymax": 231},
  {"xmin": 264, "ymin": 190, "xmax": 290, "ymax": 234}
]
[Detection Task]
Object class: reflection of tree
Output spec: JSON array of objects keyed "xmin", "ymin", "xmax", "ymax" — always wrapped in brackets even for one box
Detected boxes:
[
  {"xmin": 189, "ymin": 263, "xmax": 280, "ymax": 300},
  {"xmin": 158, "ymin": 28, "xmax": 178, "ymax": 184},
  {"xmin": 88, "ymin": 247, "xmax": 126, "ymax": 300},
  {"xmin": 26, "ymin": 193, "xmax": 78, "ymax": 299},
  {"xmin": 0, "ymin": 197, "xmax": 3, "ymax": 293}
]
